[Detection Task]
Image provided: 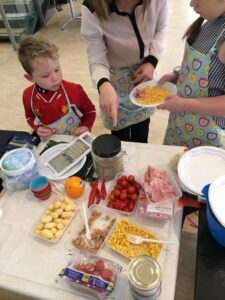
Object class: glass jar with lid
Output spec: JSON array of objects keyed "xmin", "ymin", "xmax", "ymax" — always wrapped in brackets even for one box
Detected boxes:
[
  {"xmin": 91, "ymin": 134, "xmax": 124, "ymax": 181},
  {"xmin": 128, "ymin": 256, "xmax": 162, "ymax": 299}
]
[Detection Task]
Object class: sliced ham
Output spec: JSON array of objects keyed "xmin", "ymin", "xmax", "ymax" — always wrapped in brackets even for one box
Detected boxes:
[{"xmin": 144, "ymin": 165, "xmax": 176, "ymax": 202}]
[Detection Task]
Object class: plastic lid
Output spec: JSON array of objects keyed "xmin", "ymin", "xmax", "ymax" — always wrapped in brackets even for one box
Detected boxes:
[
  {"xmin": 128, "ymin": 256, "xmax": 161, "ymax": 291},
  {"xmin": 92, "ymin": 134, "xmax": 121, "ymax": 158}
]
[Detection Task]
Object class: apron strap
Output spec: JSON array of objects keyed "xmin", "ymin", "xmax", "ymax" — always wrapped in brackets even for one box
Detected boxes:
[
  {"xmin": 209, "ymin": 28, "xmax": 225, "ymax": 55},
  {"xmin": 61, "ymin": 83, "xmax": 83, "ymax": 118}
]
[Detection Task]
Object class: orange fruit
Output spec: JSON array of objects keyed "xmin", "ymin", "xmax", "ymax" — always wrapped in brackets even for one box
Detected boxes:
[{"xmin": 64, "ymin": 176, "xmax": 85, "ymax": 199}]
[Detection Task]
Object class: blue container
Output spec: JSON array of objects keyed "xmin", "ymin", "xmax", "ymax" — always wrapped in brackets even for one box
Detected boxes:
[{"xmin": 202, "ymin": 185, "xmax": 225, "ymax": 247}]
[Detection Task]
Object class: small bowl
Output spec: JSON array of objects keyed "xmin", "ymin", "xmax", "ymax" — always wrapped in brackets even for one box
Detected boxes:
[{"xmin": 29, "ymin": 176, "xmax": 52, "ymax": 200}]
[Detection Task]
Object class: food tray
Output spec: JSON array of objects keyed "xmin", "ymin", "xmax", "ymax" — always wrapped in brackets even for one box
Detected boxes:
[
  {"xmin": 32, "ymin": 195, "xmax": 78, "ymax": 243},
  {"xmin": 142, "ymin": 164, "xmax": 182, "ymax": 204},
  {"xmin": 106, "ymin": 218, "xmax": 163, "ymax": 261},
  {"xmin": 71, "ymin": 205, "xmax": 118, "ymax": 255},
  {"xmin": 106, "ymin": 171, "xmax": 142, "ymax": 216}
]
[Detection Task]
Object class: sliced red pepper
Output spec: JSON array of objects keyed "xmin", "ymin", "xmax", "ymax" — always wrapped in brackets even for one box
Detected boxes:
[
  {"xmin": 88, "ymin": 179, "xmax": 99, "ymax": 207},
  {"xmin": 100, "ymin": 180, "xmax": 107, "ymax": 200},
  {"xmin": 95, "ymin": 188, "xmax": 101, "ymax": 204}
]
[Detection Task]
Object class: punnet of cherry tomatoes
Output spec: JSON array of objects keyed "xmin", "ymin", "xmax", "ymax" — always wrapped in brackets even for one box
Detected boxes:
[
  {"xmin": 107, "ymin": 174, "xmax": 142, "ymax": 214},
  {"xmin": 60, "ymin": 251, "xmax": 122, "ymax": 298}
]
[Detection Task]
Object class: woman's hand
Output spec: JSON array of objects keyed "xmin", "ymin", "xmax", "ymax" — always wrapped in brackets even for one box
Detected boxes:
[
  {"xmin": 157, "ymin": 94, "xmax": 186, "ymax": 112},
  {"xmin": 158, "ymin": 72, "xmax": 179, "ymax": 85},
  {"xmin": 37, "ymin": 126, "xmax": 54, "ymax": 138},
  {"xmin": 99, "ymin": 82, "xmax": 118, "ymax": 127},
  {"xmin": 132, "ymin": 63, "xmax": 155, "ymax": 86}
]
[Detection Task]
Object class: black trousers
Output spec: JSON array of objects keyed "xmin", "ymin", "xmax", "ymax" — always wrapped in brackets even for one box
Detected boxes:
[{"xmin": 111, "ymin": 118, "xmax": 150, "ymax": 143}]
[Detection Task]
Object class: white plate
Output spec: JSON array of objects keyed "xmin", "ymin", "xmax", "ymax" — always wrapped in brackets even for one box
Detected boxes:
[
  {"xmin": 38, "ymin": 144, "xmax": 86, "ymax": 181},
  {"xmin": 209, "ymin": 176, "xmax": 225, "ymax": 227},
  {"xmin": 178, "ymin": 146, "xmax": 225, "ymax": 196},
  {"xmin": 129, "ymin": 80, "xmax": 177, "ymax": 107}
]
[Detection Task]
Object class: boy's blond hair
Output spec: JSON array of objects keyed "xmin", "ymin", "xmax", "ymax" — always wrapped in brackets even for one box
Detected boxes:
[{"xmin": 18, "ymin": 34, "xmax": 59, "ymax": 75}]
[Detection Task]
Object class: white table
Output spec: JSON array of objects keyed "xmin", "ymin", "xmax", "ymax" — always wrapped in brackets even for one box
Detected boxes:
[{"xmin": 0, "ymin": 140, "xmax": 184, "ymax": 300}]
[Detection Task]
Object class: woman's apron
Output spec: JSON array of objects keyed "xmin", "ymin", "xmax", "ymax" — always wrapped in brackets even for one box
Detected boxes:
[
  {"xmin": 164, "ymin": 29, "xmax": 225, "ymax": 148},
  {"xmin": 31, "ymin": 83, "xmax": 83, "ymax": 135},
  {"xmin": 101, "ymin": 64, "xmax": 155, "ymax": 130}
]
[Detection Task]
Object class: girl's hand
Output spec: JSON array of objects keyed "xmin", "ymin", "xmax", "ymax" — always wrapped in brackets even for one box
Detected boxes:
[
  {"xmin": 158, "ymin": 72, "xmax": 179, "ymax": 85},
  {"xmin": 99, "ymin": 82, "xmax": 118, "ymax": 127},
  {"xmin": 37, "ymin": 126, "xmax": 54, "ymax": 138},
  {"xmin": 132, "ymin": 63, "xmax": 155, "ymax": 86},
  {"xmin": 73, "ymin": 126, "xmax": 89, "ymax": 136},
  {"xmin": 157, "ymin": 94, "xmax": 186, "ymax": 112}
]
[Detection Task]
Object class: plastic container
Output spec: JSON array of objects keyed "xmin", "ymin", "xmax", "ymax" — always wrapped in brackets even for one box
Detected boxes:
[
  {"xmin": 32, "ymin": 195, "xmax": 78, "ymax": 243},
  {"xmin": 91, "ymin": 134, "xmax": 124, "ymax": 181},
  {"xmin": 106, "ymin": 218, "xmax": 163, "ymax": 261},
  {"xmin": 142, "ymin": 165, "xmax": 182, "ymax": 204},
  {"xmin": 128, "ymin": 256, "xmax": 162, "ymax": 299},
  {"xmin": 0, "ymin": 148, "xmax": 38, "ymax": 191},
  {"xmin": 58, "ymin": 250, "xmax": 122, "ymax": 300},
  {"xmin": 106, "ymin": 171, "xmax": 142, "ymax": 216},
  {"xmin": 71, "ymin": 205, "xmax": 117, "ymax": 255}
]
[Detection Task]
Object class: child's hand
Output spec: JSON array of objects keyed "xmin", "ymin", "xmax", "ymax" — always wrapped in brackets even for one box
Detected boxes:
[
  {"xmin": 157, "ymin": 94, "xmax": 185, "ymax": 112},
  {"xmin": 132, "ymin": 63, "xmax": 154, "ymax": 86},
  {"xmin": 37, "ymin": 126, "xmax": 54, "ymax": 138},
  {"xmin": 158, "ymin": 72, "xmax": 178, "ymax": 85},
  {"xmin": 73, "ymin": 126, "xmax": 89, "ymax": 136}
]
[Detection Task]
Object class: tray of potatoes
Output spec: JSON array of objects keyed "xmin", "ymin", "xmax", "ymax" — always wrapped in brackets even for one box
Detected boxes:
[{"xmin": 33, "ymin": 195, "xmax": 78, "ymax": 243}]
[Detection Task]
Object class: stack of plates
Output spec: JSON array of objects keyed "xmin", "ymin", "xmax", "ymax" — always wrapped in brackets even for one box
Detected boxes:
[{"xmin": 177, "ymin": 146, "xmax": 225, "ymax": 199}]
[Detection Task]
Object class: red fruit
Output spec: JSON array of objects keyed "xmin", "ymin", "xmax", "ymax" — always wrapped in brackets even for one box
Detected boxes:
[
  {"xmin": 120, "ymin": 175, "xmax": 127, "ymax": 181},
  {"xmin": 121, "ymin": 180, "xmax": 128, "ymax": 188},
  {"xmin": 107, "ymin": 202, "xmax": 114, "ymax": 208},
  {"xmin": 128, "ymin": 175, "xmax": 135, "ymax": 183},
  {"xmin": 128, "ymin": 202, "xmax": 135, "ymax": 211},
  {"xmin": 101, "ymin": 268, "xmax": 113, "ymax": 282},
  {"xmin": 120, "ymin": 192, "xmax": 127, "ymax": 201},
  {"xmin": 95, "ymin": 260, "xmax": 105, "ymax": 273},
  {"xmin": 131, "ymin": 193, "xmax": 138, "ymax": 202},
  {"xmin": 135, "ymin": 182, "xmax": 141, "ymax": 190},
  {"xmin": 109, "ymin": 194, "xmax": 115, "ymax": 201},
  {"xmin": 84, "ymin": 263, "xmax": 95, "ymax": 274},
  {"xmin": 75, "ymin": 263, "xmax": 86, "ymax": 272},
  {"xmin": 93, "ymin": 270, "xmax": 100, "ymax": 277},
  {"xmin": 115, "ymin": 199, "xmax": 127, "ymax": 210},
  {"xmin": 128, "ymin": 186, "xmax": 136, "ymax": 194},
  {"xmin": 114, "ymin": 189, "xmax": 121, "ymax": 197}
]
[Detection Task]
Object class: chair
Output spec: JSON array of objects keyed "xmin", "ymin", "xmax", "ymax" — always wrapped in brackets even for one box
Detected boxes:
[{"xmin": 61, "ymin": 0, "xmax": 81, "ymax": 30}]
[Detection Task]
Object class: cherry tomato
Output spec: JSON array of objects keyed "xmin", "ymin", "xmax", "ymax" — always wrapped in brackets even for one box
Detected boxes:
[
  {"xmin": 93, "ymin": 270, "xmax": 100, "ymax": 277},
  {"xmin": 128, "ymin": 202, "xmax": 135, "ymax": 211},
  {"xmin": 109, "ymin": 194, "xmax": 115, "ymax": 201},
  {"xmin": 120, "ymin": 175, "xmax": 127, "ymax": 181},
  {"xmin": 120, "ymin": 192, "xmax": 127, "ymax": 201},
  {"xmin": 84, "ymin": 263, "xmax": 95, "ymax": 274},
  {"xmin": 101, "ymin": 268, "xmax": 113, "ymax": 282},
  {"xmin": 115, "ymin": 199, "xmax": 127, "ymax": 210},
  {"xmin": 128, "ymin": 175, "xmax": 135, "ymax": 183},
  {"xmin": 121, "ymin": 180, "xmax": 128, "ymax": 188},
  {"xmin": 131, "ymin": 193, "xmax": 138, "ymax": 202},
  {"xmin": 128, "ymin": 186, "xmax": 136, "ymax": 194},
  {"xmin": 95, "ymin": 260, "xmax": 105, "ymax": 273},
  {"xmin": 114, "ymin": 189, "xmax": 121, "ymax": 197}
]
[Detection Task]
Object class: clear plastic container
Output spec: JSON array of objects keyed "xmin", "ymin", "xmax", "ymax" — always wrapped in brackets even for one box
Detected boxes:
[
  {"xmin": 0, "ymin": 148, "xmax": 39, "ymax": 191},
  {"xmin": 91, "ymin": 134, "xmax": 124, "ymax": 181},
  {"xmin": 71, "ymin": 205, "xmax": 118, "ymax": 255},
  {"xmin": 58, "ymin": 250, "xmax": 122, "ymax": 300},
  {"xmin": 32, "ymin": 195, "xmax": 78, "ymax": 243},
  {"xmin": 106, "ymin": 171, "xmax": 142, "ymax": 216},
  {"xmin": 106, "ymin": 218, "xmax": 163, "ymax": 261}
]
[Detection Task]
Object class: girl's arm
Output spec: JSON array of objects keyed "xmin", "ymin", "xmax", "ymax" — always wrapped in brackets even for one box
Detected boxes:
[{"xmin": 158, "ymin": 94, "xmax": 225, "ymax": 116}]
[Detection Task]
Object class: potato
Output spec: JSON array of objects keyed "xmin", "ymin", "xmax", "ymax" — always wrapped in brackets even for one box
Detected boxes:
[
  {"xmin": 41, "ymin": 229, "xmax": 54, "ymax": 240},
  {"xmin": 61, "ymin": 211, "xmax": 73, "ymax": 219},
  {"xmin": 64, "ymin": 204, "xmax": 76, "ymax": 212},
  {"xmin": 44, "ymin": 222, "xmax": 56, "ymax": 229}
]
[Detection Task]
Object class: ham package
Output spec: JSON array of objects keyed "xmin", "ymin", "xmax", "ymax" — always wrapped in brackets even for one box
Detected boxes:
[{"xmin": 143, "ymin": 165, "xmax": 177, "ymax": 202}]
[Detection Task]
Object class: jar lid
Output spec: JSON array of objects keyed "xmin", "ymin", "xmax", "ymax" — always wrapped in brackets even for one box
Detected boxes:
[
  {"xmin": 128, "ymin": 256, "xmax": 161, "ymax": 291},
  {"xmin": 92, "ymin": 134, "xmax": 121, "ymax": 158}
]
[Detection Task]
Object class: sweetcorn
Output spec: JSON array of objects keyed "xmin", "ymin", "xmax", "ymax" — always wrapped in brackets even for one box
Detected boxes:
[
  {"xmin": 135, "ymin": 86, "xmax": 170, "ymax": 105},
  {"xmin": 107, "ymin": 219, "xmax": 162, "ymax": 259}
]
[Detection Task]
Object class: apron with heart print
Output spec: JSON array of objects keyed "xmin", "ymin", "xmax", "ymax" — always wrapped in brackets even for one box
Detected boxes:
[
  {"xmin": 101, "ymin": 64, "xmax": 155, "ymax": 130},
  {"xmin": 31, "ymin": 83, "xmax": 83, "ymax": 135},
  {"xmin": 164, "ymin": 29, "xmax": 225, "ymax": 148}
]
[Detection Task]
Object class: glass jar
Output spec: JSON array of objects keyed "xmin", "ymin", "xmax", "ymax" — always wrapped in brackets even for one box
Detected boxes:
[
  {"xmin": 128, "ymin": 256, "xmax": 162, "ymax": 300},
  {"xmin": 91, "ymin": 134, "xmax": 124, "ymax": 181}
]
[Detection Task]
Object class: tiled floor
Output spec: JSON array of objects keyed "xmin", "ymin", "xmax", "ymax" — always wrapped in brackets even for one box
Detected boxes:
[{"xmin": 0, "ymin": 1, "xmax": 198, "ymax": 299}]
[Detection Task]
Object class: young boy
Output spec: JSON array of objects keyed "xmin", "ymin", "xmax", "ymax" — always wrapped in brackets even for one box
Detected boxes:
[{"xmin": 18, "ymin": 34, "xmax": 96, "ymax": 138}]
